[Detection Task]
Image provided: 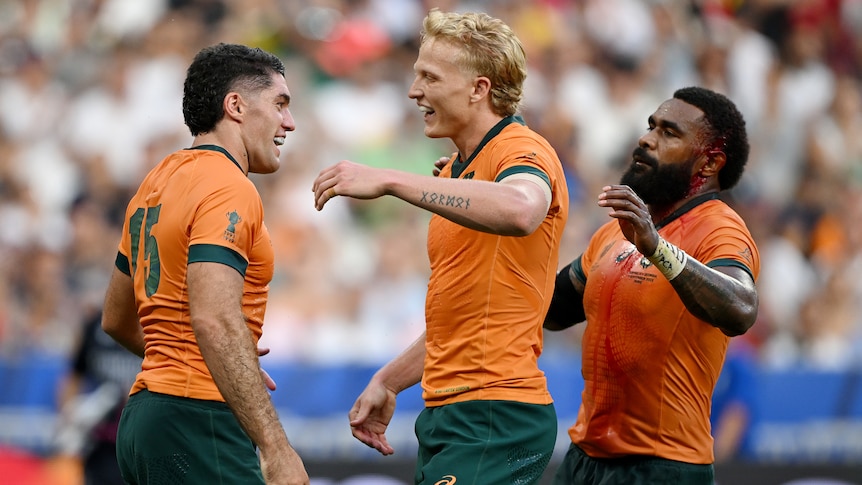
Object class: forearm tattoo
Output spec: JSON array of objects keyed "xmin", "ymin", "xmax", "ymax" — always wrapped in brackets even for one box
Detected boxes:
[{"xmin": 421, "ymin": 190, "xmax": 471, "ymax": 209}]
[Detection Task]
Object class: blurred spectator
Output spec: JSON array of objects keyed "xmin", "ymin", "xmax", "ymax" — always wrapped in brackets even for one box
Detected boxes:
[
  {"xmin": 52, "ymin": 310, "xmax": 141, "ymax": 485},
  {"xmin": 806, "ymin": 74, "xmax": 862, "ymax": 184},
  {"xmin": 712, "ymin": 337, "xmax": 759, "ymax": 463}
]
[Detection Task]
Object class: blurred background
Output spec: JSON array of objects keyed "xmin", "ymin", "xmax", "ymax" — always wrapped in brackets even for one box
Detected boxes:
[{"xmin": 0, "ymin": 0, "xmax": 861, "ymax": 484}]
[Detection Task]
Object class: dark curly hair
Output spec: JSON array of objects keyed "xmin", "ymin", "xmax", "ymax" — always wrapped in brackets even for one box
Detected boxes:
[
  {"xmin": 673, "ymin": 87, "xmax": 749, "ymax": 191},
  {"xmin": 182, "ymin": 43, "xmax": 285, "ymax": 136}
]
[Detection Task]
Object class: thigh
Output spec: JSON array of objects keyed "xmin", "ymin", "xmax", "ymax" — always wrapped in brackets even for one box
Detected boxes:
[
  {"xmin": 549, "ymin": 443, "xmax": 589, "ymax": 485},
  {"xmin": 83, "ymin": 441, "xmax": 124, "ymax": 485},
  {"xmin": 116, "ymin": 390, "xmax": 264, "ymax": 485},
  {"xmin": 550, "ymin": 444, "xmax": 714, "ymax": 485},
  {"xmin": 415, "ymin": 401, "xmax": 557, "ymax": 485},
  {"xmin": 630, "ymin": 457, "xmax": 714, "ymax": 485}
]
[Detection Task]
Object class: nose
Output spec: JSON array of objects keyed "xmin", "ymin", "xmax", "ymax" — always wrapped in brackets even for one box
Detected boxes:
[
  {"xmin": 283, "ymin": 109, "xmax": 296, "ymax": 132},
  {"xmin": 407, "ymin": 75, "xmax": 421, "ymax": 100},
  {"xmin": 637, "ymin": 130, "xmax": 654, "ymax": 150}
]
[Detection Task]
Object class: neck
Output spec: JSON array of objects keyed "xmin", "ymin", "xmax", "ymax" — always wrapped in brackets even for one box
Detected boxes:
[
  {"xmin": 193, "ymin": 132, "xmax": 247, "ymax": 174},
  {"xmin": 453, "ymin": 111, "xmax": 504, "ymax": 161}
]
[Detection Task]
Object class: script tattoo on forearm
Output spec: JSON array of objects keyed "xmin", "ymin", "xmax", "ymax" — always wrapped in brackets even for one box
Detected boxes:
[{"xmin": 421, "ymin": 191, "xmax": 471, "ymax": 209}]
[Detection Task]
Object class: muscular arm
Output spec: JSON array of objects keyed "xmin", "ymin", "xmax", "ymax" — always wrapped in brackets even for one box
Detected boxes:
[
  {"xmin": 187, "ymin": 262, "xmax": 291, "ymax": 453},
  {"xmin": 599, "ymin": 185, "xmax": 758, "ymax": 337},
  {"xmin": 667, "ymin": 263, "xmax": 758, "ymax": 337},
  {"xmin": 313, "ymin": 161, "xmax": 551, "ymax": 236},
  {"xmin": 102, "ymin": 267, "xmax": 145, "ymax": 357},
  {"xmin": 389, "ymin": 173, "xmax": 550, "ymax": 236}
]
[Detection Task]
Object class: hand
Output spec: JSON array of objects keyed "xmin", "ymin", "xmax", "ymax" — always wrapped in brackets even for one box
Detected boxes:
[
  {"xmin": 598, "ymin": 185, "xmax": 659, "ymax": 256},
  {"xmin": 258, "ymin": 347, "xmax": 276, "ymax": 391},
  {"xmin": 259, "ymin": 445, "xmax": 309, "ymax": 485},
  {"xmin": 312, "ymin": 160, "xmax": 387, "ymax": 211},
  {"xmin": 431, "ymin": 153, "xmax": 455, "ymax": 177},
  {"xmin": 348, "ymin": 380, "xmax": 397, "ymax": 455}
]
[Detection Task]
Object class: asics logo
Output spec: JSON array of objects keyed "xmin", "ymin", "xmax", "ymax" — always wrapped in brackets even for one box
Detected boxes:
[{"xmin": 434, "ymin": 475, "xmax": 457, "ymax": 485}]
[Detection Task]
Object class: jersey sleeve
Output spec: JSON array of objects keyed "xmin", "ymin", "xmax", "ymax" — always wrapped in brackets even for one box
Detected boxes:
[
  {"xmin": 187, "ymin": 178, "xmax": 263, "ymax": 277},
  {"xmin": 690, "ymin": 212, "xmax": 760, "ymax": 282},
  {"xmin": 114, "ymin": 199, "xmax": 137, "ymax": 275},
  {"xmin": 493, "ymin": 137, "xmax": 553, "ymax": 192}
]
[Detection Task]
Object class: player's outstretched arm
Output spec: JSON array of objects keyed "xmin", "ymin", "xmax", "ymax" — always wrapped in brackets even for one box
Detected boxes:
[{"xmin": 313, "ymin": 160, "xmax": 549, "ymax": 237}]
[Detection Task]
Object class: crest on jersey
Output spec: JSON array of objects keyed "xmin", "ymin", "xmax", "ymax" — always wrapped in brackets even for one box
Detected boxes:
[{"xmin": 224, "ymin": 211, "xmax": 242, "ymax": 243}]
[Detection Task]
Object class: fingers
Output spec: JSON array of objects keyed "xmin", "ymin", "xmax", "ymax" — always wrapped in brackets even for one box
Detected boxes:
[
  {"xmin": 347, "ymin": 400, "xmax": 394, "ymax": 455},
  {"xmin": 257, "ymin": 347, "xmax": 276, "ymax": 390},
  {"xmin": 598, "ymin": 185, "xmax": 644, "ymax": 211},
  {"xmin": 313, "ymin": 182, "xmax": 337, "ymax": 211},
  {"xmin": 350, "ymin": 427, "xmax": 394, "ymax": 456},
  {"xmin": 311, "ymin": 164, "xmax": 339, "ymax": 211},
  {"xmin": 260, "ymin": 367, "xmax": 277, "ymax": 391},
  {"xmin": 348, "ymin": 400, "xmax": 367, "ymax": 426},
  {"xmin": 374, "ymin": 436, "xmax": 395, "ymax": 455},
  {"xmin": 599, "ymin": 185, "xmax": 639, "ymax": 201},
  {"xmin": 431, "ymin": 153, "xmax": 454, "ymax": 176},
  {"xmin": 311, "ymin": 164, "xmax": 337, "ymax": 192}
]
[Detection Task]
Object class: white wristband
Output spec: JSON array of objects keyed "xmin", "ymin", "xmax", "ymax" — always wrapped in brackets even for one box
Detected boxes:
[{"xmin": 648, "ymin": 238, "xmax": 688, "ymax": 281}]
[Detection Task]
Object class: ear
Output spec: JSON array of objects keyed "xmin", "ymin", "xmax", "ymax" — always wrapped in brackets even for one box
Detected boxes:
[
  {"xmin": 699, "ymin": 149, "xmax": 726, "ymax": 178},
  {"xmin": 470, "ymin": 76, "xmax": 491, "ymax": 103},
  {"xmin": 224, "ymin": 92, "xmax": 244, "ymax": 122}
]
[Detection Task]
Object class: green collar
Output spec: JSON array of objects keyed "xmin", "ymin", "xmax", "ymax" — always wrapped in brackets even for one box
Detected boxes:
[
  {"xmin": 187, "ymin": 145, "xmax": 244, "ymax": 174},
  {"xmin": 451, "ymin": 115, "xmax": 525, "ymax": 179}
]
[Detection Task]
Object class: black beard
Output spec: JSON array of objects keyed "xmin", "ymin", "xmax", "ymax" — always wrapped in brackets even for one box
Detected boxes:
[{"xmin": 620, "ymin": 148, "xmax": 693, "ymax": 206}]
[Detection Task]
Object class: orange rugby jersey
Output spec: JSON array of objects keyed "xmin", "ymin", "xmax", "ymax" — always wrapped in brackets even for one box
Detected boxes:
[
  {"xmin": 570, "ymin": 194, "xmax": 760, "ymax": 464},
  {"xmin": 115, "ymin": 145, "xmax": 273, "ymax": 402},
  {"xmin": 423, "ymin": 116, "xmax": 569, "ymax": 406}
]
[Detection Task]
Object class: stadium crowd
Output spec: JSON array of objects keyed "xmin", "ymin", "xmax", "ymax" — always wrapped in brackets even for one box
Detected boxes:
[{"xmin": 0, "ymin": 0, "xmax": 861, "ymax": 373}]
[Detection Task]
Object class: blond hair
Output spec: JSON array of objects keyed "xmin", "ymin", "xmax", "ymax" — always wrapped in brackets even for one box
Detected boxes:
[{"xmin": 420, "ymin": 8, "xmax": 527, "ymax": 117}]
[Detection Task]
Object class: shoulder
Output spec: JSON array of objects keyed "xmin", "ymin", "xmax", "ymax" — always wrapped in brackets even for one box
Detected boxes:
[{"xmin": 491, "ymin": 124, "xmax": 562, "ymax": 174}]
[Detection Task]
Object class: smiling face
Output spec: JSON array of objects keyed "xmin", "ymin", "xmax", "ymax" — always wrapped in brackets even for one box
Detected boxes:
[
  {"xmin": 408, "ymin": 39, "xmax": 477, "ymax": 141},
  {"xmin": 621, "ymin": 98, "xmax": 709, "ymax": 206},
  {"xmin": 241, "ymin": 72, "xmax": 295, "ymax": 174}
]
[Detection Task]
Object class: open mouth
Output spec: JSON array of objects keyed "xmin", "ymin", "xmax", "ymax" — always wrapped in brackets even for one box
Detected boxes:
[
  {"xmin": 419, "ymin": 105, "xmax": 435, "ymax": 119},
  {"xmin": 274, "ymin": 137, "xmax": 285, "ymax": 146}
]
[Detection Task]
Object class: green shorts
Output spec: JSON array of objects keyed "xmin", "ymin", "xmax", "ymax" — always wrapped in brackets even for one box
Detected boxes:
[
  {"xmin": 550, "ymin": 443, "xmax": 715, "ymax": 485},
  {"xmin": 414, "ymin": 400, "xmax": 557, "ymax": 485},
  {"xmin": 116, "ymin": 389, "xmax": 264, "ymax": 485}
]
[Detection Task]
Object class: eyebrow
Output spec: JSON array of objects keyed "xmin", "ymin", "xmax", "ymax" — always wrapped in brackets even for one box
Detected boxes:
[
  {"xmin": 649, "ymin": 114, "xmax": 683, "ymax": 134},
  {"xmin": 276, "ymin": 92, "xmax": 291, "ymax": 104}
]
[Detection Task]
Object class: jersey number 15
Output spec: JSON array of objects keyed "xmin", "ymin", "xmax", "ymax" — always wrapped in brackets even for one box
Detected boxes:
[{"xmin": 129, "ymin": 205, "xmax": 162, "ymax": 298}]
